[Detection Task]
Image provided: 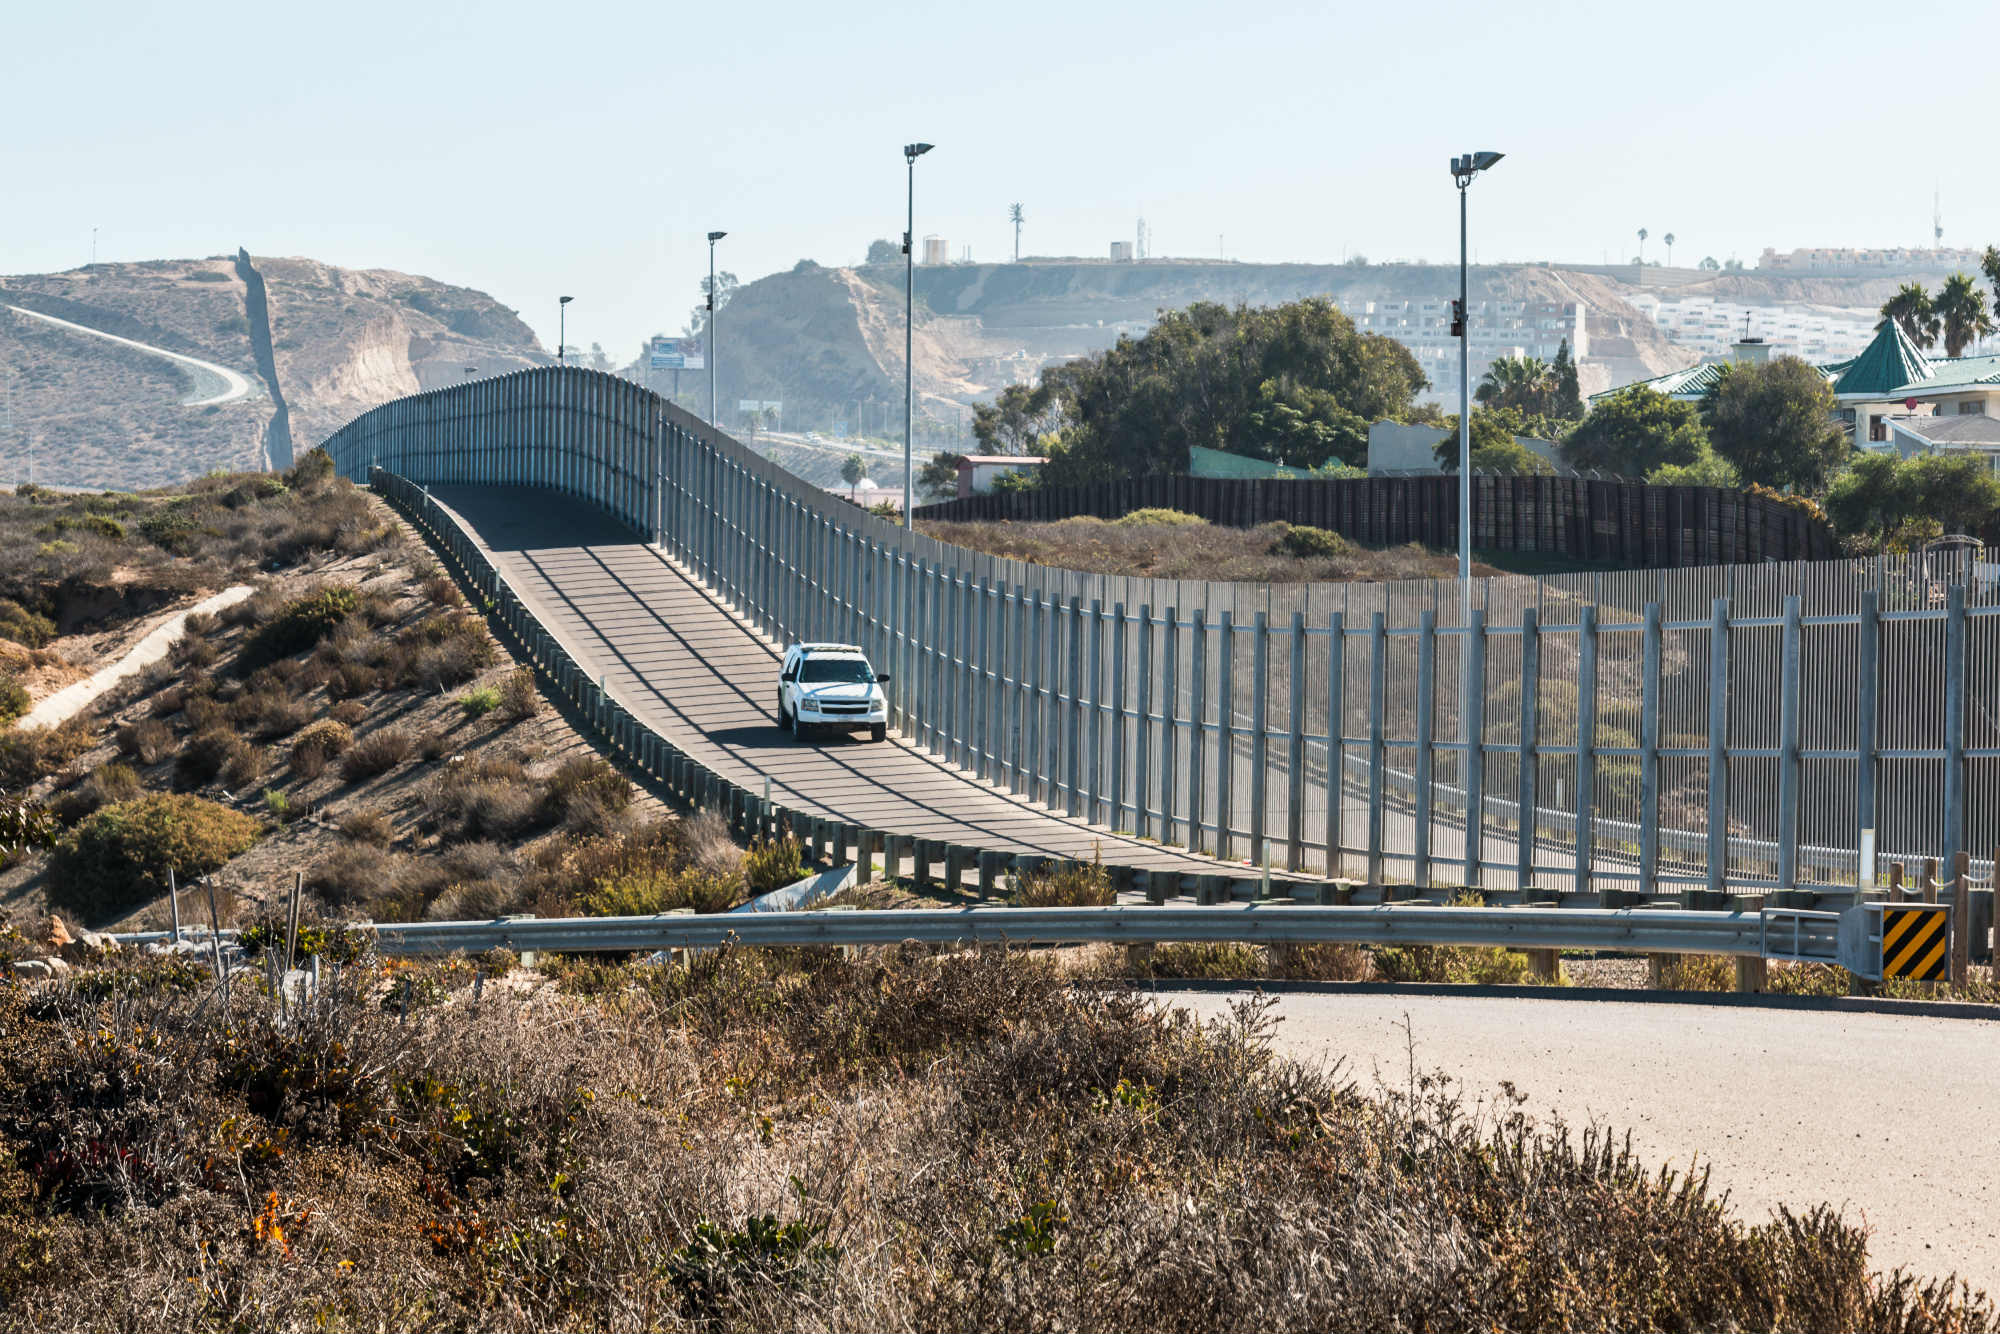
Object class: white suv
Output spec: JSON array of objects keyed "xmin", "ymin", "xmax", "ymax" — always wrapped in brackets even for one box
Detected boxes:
[{"xmin": 777, "ymin": 643, "xmax": 889, "ymax": 742}]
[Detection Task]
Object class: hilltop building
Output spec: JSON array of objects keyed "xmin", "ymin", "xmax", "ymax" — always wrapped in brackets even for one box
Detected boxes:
[
  {"xmin": 1333, "ymin": 297, "xmax": 1586, "ymax": 402},
  {"xmin": 1624, "ymin": 294, "xmax": 1876, "ymax": 363},
  {"xmin": 1758, "ymin": 246, "xmax": 1988, "ymax": 272}
]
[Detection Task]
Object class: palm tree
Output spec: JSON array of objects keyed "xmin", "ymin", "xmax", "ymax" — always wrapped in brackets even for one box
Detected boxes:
[
  {"xmin": 1879, "ymin": 283, "xmax": 1939, "ymax": 348},
  {"xmin": 1009, "ymin": 203, "xmax": 1024, "ymax": 262},
  {"xmin": 1936, "ymin": 272, "xmax": 1994, "ymax": 358},
  {"xmin": 1475, "ymin": 356, "xmax": 1552, "ymax": 415},
  {"xmin": 1637, "ymin": 228, "xmax": 1648, "ymax": 265},
  {"xmin": 1664, "ymin": 232, "xmax": 1676, "ymax": 267},
  {"xmin": 840, "ymin": 453, "xmax": 867, "ymax": 498}
]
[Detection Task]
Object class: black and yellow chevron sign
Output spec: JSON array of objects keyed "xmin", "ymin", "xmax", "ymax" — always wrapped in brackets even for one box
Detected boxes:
[{"xmin": 1882, "ymin": 905, "xmax": 1950, "ymax": 982}]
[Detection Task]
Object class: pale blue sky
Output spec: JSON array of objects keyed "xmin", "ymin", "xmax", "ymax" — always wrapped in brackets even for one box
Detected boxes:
[{"xmin": 5, "ymin": 0, "xmax": 1995, "ymax": 359}]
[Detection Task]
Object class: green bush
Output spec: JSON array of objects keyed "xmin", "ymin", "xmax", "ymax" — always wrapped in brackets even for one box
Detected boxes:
[
  {"xmin": 0, "ymin": 673, "xmax": 29, "ymax": 727},
  {"xmin": 244, "ymin": 585, "xmax": 359, "ymax": 668},
  {"xmin": 1011, "ymin": 853, "xmax": 1114, "ymax": 906},
  {"xmin": 43, "ymin": 514, "xmax": 126, "ymax": 542},
  {"xmin": 49, "ymin": 793, "xmax": 262, "ymax": 923},
  {"xmin": 1269, "ymin": 523, "xmax": 1350, "ymax": 560},
  {"xmin": 0, "ymin": 598, "xmax": 56, "ymax": 648},
  {"xmin": 289, "ymin": 718, "xmax": 353, "ymax": 770},
  {"xmin": 1, "ymin": 797, "xmax": 59, "ymax": 852},
  {"xmin": 1113, "ymin": 508, "xmax": 1207, "ymax": 528},
  {"xmin": 285, "ymin": 447, "xmax": 336, "ymax": 491},
  {"xmin": 138, "ymin": 506, "xmax": 210, "ymax": 556},
  {"xmin": 744, "ymin": 834, "xmax": 806, "ymax": 895},
  {"xmin": 458, "ymin": 686, "xmax": 501, "ymax": 718},
  {"xmin": 542, "ymin": 756, "xmax": 630, "ymax": 831}
]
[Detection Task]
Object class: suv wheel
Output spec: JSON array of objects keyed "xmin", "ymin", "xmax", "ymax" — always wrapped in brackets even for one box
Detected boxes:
[
  {"xmin": 776, "ymin": 693, "xmax": 790, "ymax": 726},
  {"xmin": 792, "ymin": 711, "xmax": 810, "ymax": 743},
  {"xmin": 871, "ymin": 723, "xmax": 886, "ymax": 743}
]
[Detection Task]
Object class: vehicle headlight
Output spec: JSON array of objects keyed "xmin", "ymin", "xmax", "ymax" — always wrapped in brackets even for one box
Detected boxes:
[{"xmin": 801, "ymin": 698, "xmax": 820, "ymax": 712}]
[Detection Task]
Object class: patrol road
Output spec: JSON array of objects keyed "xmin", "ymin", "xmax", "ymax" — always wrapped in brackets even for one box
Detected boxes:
[
  {"xmin": 424, "ymin": 484, "xmax": 1295, "ymax": 878},
  {"xmin": 1162, "ymin": 989, "xmax": 2000, "ymax": 1291}
]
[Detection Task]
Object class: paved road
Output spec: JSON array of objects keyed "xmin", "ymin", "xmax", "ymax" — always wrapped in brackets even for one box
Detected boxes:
[
  {"xmin": 428, "ymin": 484, "xmax": 1293, "ymax": 878},
  {"xmin": 1163, "ymin": 989, "xmax": 2000, "ymax": 1290},
  {"xmin": 4, "ymin": 303, "xmax": 256, "ymax": 407}
]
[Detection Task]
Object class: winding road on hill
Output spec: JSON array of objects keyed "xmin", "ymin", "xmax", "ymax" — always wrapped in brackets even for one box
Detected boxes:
[
  {"xmin": 1164, "ymin": 988, "xmax": 2000, "ymax": 1292},
  {"xmin": 4, "ymin": 303, "xmax": 257, "ymax": 408}
]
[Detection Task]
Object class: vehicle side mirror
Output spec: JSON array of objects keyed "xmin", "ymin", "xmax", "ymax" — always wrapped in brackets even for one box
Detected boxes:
[{"xmin": 874, "ymin": 672, "xmax": 891, "ymax": 683}]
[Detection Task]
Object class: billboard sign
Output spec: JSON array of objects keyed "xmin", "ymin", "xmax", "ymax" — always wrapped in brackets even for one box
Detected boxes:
[{"xmin": 650, "ymin": 338, "xmax": 703, "ymax": 370}]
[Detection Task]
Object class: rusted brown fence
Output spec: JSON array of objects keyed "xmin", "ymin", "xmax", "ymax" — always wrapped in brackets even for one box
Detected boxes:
[{"xmin": 914, "ymin": 473, "xmax": 1838, "ymax": 568}]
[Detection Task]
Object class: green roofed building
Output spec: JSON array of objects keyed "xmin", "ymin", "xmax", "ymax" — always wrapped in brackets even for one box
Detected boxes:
[{"xmin": 1592, "ymin": 320, "xmax": 2000, "ymax": 452}]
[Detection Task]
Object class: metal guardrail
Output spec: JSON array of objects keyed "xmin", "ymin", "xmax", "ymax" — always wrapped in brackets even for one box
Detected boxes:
[{"xmin": 353, "ymin": 903, "xmax": 1777, "ymax": 958}]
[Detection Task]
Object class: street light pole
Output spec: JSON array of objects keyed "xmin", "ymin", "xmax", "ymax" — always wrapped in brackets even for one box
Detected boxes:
[
  {"xmin": 707, "ymin": 231, "xmax": 727, "ymax": 427},
  {"xmin": 1450, "ymin": 150, "xmax": 1503, "ymax": 626},
  {"xmin": 557, "ymin": 295, "xmax": 573, "ymax": 364},
  {"xmin": 902, "ymin": 142, "xmax": 933, "ymax": 527}
]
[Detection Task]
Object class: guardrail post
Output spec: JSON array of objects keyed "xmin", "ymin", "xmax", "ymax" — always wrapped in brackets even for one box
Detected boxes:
[
  {"xmin": 1215, "ymin": 610, "xmax": 1235, "ymax": 861},
  {"xmin": 1573, "ymin": 605, "xmax": 1599, "ymax": 897},
  {"xmin": 977, "ymin": 849, "xmax": 1006, "ymax": 896},
  {"xmin": 1776, "ymin": 594, "xmax": 1803, "ymax": 889},
  {"xmin": 1639, "ymin": 603, "xmax": 1662, "ymax": 898},
  {"xmin": 1326, "ymin": 611, "xmax": 1346, "ymax": 877},
  {"xmin": 1413, "ymin": 609, "xmax": 1436, "ymax": 888},
  {"xmin": 1188, "ymin": 610, "xmax": 1208, "ymax": 854},
  {"xmin": 1944, "ymin": 583, "xmax": 1968, "ymax": 874},
  {"xmin": 1705, "ymin": 598, "xmax": 1729, "ymax": 895},
  {"xmin": 1367, "ymin": 611, "xmax": 1387, "ymax": 886},
  {"xmin": 1286, "ymin": 610, "xmax": 1306, "ymax": 872},
  {"xmin": 1464, "ymin": 609, "xmax": 1486, "ymax": 889}
]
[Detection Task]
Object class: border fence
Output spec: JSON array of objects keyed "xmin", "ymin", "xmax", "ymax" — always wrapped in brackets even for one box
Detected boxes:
[
  {"xmin": 913, "ymin": 471, "xmax": 1839, "ymax": 568},
  {"xmin": 323, "ymin": 366, "xmax": 1998, "ymax": 899}
]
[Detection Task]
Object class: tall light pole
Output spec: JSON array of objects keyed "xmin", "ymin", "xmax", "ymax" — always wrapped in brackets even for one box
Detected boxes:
[
  {"xmin": 1450, "ymin": 150, "xmax": 1503, "ymax": 625},
  {"xmin": 557, "ymin": 295, "xmax": 573, "ymax": 364},
  {"xmin": 707, "ymin": 231, "xmax": 726, "ymax": 427},
  {"xmin": 902, "ymin": 141, "xmax": 933, "ymax": 527}
]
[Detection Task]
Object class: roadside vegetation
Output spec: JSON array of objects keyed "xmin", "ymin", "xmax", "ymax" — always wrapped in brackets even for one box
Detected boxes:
[{"xmin": 0, "ymin": 941, "xmax": 1987, "ymax": 1332}]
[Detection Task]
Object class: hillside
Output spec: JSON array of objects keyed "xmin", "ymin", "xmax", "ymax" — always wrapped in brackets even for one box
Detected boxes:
[{"xmin": 0, "ymin": 257, "xmax": 547, "ymax": 490}]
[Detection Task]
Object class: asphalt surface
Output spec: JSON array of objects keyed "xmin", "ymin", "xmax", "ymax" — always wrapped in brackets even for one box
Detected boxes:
[
  {"xmin": 428, "ymin": 484, "xmax": 1296, "ymax": 877},
  {"xmin": 1161, "ymin": 988, "xmax": 2000, "ymax": 1291}
]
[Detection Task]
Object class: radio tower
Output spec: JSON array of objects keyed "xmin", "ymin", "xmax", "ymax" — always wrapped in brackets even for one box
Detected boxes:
[
  {"xmin": 1934, "ymin": 188, "xmax": 1943, "ymax": 248},
  {"xmin": 1137, "ymin": 217, "xmax": 1148, "ymax": 260}
]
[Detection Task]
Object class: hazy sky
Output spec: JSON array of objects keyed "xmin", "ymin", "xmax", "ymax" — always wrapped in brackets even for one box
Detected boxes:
[{"xmin": 5, "ymin": 0, "xmax": 1996, "ymax": 359}]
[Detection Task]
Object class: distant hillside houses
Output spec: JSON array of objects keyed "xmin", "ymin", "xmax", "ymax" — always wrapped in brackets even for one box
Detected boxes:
[
  {"xmin": 1331, "ymin": 297, "xmax": 1585, "ymax": 403},
  {"xmin": 1758, "ymin": 245, "xmax": 1989, "ymax": 272},
  {"xmin": 1600, "ymin": 321, "xmax": 2000, "ymax": 465},
  {"xmin": 1625, "ymin": 293, "xmax": 1877, "ymax": 363}
]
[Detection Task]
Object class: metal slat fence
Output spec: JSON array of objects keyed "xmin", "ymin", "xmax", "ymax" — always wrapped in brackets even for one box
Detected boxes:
[{"xmin": 323, "ymin": 366, "xmax": 2000, "ymax": 894}]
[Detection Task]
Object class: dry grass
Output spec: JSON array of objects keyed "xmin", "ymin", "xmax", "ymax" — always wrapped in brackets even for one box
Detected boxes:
[
  {"xmin": 918, "ymin": 514, "xmax": 1481, "ymax": 585},
  {"xmin": 0, "ymin": 945, "xmax": 1984, "ymax": 1332}
]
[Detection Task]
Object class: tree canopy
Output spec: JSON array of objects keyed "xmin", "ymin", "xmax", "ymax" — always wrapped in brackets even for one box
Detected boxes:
[
  {"xmin": 917, "ymin": 451, "xmax": 964, "ymax": 502},
  {"xmin": 1702, "ymin": 356, "xmax": 1849, "ymax": 493},
  {"xmin": 1472, "ymin": 347, "xmax": 1582, "ymax": 430},
  {"xmin": 1559, "ymin": 386, "xmax": 1708, "ymax": 478},
  {"xmin": 865, "ymin": 239, "xmax": 899, "ymax": 265},
  {"xmin": 977, "ymin": 299, "xmax": 1431, "ymax": 488},
  {"xmin": 1432, "ymin": 408, "xmax": 1555, "ymax": 474},
  {"xmin": 1880, "ymin": 283, "xmax": 1939, "ymax": 349},
  {"xmin": 1937, "ymin": 272, "xmax": 1994, "ymax": 358},
  {"xmin": 1824, "ymin": 452, "xmax": 2000, "ymax": 549}
]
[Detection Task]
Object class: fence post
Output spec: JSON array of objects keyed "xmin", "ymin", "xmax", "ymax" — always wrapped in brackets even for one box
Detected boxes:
[
  {"xmin": 1856, "ymin": 588, "xmax": 1880, "ymax": 880},
  {"xmin": 1188, "ymin": 609, "xmax": 1207, "ymax": 855},
  {"xmin": 1705, "ymin": 597, "xmax": 1730, "ymax": 895},
  {"xmin": 1326, "ymin": 611, "xmax": 1345, "ymax": 877},
  {"xmin": 1944, "ymin": 583, "xmax": 1968, "ymax": 873},
  {"xmin": 1022, "ymin": 592, "xmax": 1042, "ymax": 800},
  {"xmin": 1413, "ymin": 609, "xmax": 1436, "ymax": 888},
  {"xmin": 1250, "ymin": 610, "xmax": 1270, "ymax": 868},
  {"xmin": 1573, "ymin": 605, "xmax": 1600, "ymax": 896},
  {"xmin": 1066, "ymin": 596, "xmax": 1085, "ymax": 818},
  {"xmin": 1133, "ymin": 604, "xmax": 1152, "ymax": 838},
  {"xmin": 1367, "ymin": 611, "xmax": 1387, "ymax": 886},
  {"xmin": 1639, "ymin": 603, "xmax": 1663, "ymax": 898},
  {"xmin": 1286, "ymin": 610, "xmax": 1306, "ymax": 872},
  {"xmin": 1463, "ymin": 610, "xmax": 1487, "ymax": 888},
  {"xmin": 1108, "ymin": 601, "xmax": 1126, "ymax": 829},
  {"xmin": 1777, "ymin": 594, "xmax": 1803, "ymax": 889},
  {"xmin": 1215, "ymin": 610, "xmax": 1235, "ymax": 861},
  {"xmin": 1161, "ymin": 608, "xmax": 1179, "ymax": 846},
  {"xmin": 1516, "ymin": 608, "xmax": 1540, "ymax": 891}
]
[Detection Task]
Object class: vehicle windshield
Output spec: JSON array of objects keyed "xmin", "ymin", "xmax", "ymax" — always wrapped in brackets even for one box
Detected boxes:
[{"xmin": 800, "ymin": 658, "xmax": 873, "ymax": 685}]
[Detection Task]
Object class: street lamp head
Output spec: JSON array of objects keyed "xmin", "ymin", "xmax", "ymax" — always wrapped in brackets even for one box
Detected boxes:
[
  {"xmin": 1451, "ymin": 150, "xmax": 1505, "ymax": 188},
  {"xmin": 1471, "ymin": 150, "xmax": 1504, "ymax": 171},
  {"xmin": 904, "ymin": 142, "xmax": 933, "ymax": 162},
  {"xmin": 707, "ymin": 231, "xmax": 726, "ymax": 243},
  {"xmin": 559, "ymin": 295, "xmax": 573, "ymax": 306}
]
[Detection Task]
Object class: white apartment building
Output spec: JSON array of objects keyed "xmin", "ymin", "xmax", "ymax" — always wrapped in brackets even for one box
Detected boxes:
[
  {"xmin": 1625, "ymin": 294, "xmax": 1877, "ymax": 363},
  {"xmin": 1333, "ymin": 298, "xmax": 1587, "ymax": 402}
]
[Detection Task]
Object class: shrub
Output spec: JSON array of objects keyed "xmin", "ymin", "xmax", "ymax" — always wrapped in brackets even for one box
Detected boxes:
[
  {"xmin": 289, "ymin": 718, "xmax": 353, "ymax": 775},
  {"xmin": 542, "ymin": 755, "xmax": 630, "ymax": 833},
  {"xmin": 48, "ymin": 793, "xmax": 261, "ymax": 922},
  {"xmin": 1371, "ymin": 941, "xmax": 1532, "ymax": 985},
  {"xmin": 403, "ymin": 617, "xmax": 495, "ymax": 691},
  {"xmin": 0, "ymin": 598, "xmax": 56, "ymax": 648},
  {"xmin": 183, "ymin": 610, "xmax": 220, "ymax": 636},
  {"xmin": 285, "ymin": 447, "xmax": 335, "ymax": 490},
  {"xmin": 458, "ymin": 685, "xmax": 501, "ymax": 719},
  {"xmin": 0, "ymin": 673, "xmax": 28, "ymax": 726},
  {"xmin": 0, "ymin": 797, "xmax": 59, "ymax": 852},
  {"xmin": 421, "ymin": 571, "xmax": 465, "ymax": 608},
  {"xmin": 337, "ymin": 807, "xmax": 394, "ymax": 847},
  {"xmin": 138, "ymin": 506, "xmax": 209, "ymax": 555},
  {"xmin": 1113, "ymin": 508, "xmax": 1207, "ymax": 528},
  {"xmin": 1143, "ymin": 941, "xmax": 1266, "ymax": 978},
  {"xmin": 262, "ymin": 788, "xmax": 299, "ymax": 822},
  {"xmin": 744, "ymin": 834, "xmax": 807, "ymax": 895},
  {"xmin": 1011, "ymin": 852, "xmax": 1114, "ymax": 906},
  {"xmin": 423, "ymin": 766, "xmax": 543, "ymax": 842},
  {"xmin": 0, "ymin": 718, "xmax": 91, "ymax": 790},
  {"xmin": 115, "ymin": 718, "xmax": 174, "ymax": 764},
  {"xmin": 498, "ymin": 666, "xmax": 541, "ymax": 720},
  {"xmin": 329, "ymin": 699, "xmax": 368, "ymax": 726},
  {"xmin": 303, "ymin": 841, "xmax": 398, "ymax": 908},
  {"xmin": 44, "ymin": 513, "xmax": 126, "ymax": 542},
  {"xmin": 340, "ymin": 726, "xmax": 413, "ymax": 780},
  {"xmin": 577, "ymin": 863, "xmax": 738, "ymax": 916},
  {"xmin": 243, "ymin": 584, "xmax": 358, "ymax": 668},
  {"xmin": 230, "ymin": 689, "xmax": 313, "ymax": 739},
  {"xmin": 1269, "ymin": 523, "xmax": 1350, "ymax": 560},
  {"xmin": 50, "ymin": 762, "xmax": 145, "ymax": 824}
]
